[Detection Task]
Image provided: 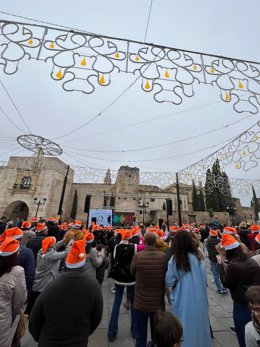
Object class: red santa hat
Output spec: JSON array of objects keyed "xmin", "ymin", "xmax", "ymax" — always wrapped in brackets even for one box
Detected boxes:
[
  {"xmin": 42, "ymin": 236, "xmax": 56, "ymax": 254},
  {"xmin": 221, "ymin": 234, "xmax": 240, "ymax": 250},
  {"xmin": 66, "ymin": 239, "xmax": 86, "ymax": 269},
  {"xmin": 0, "ymin": 237, "xmax": 20, "ymax": 256}
]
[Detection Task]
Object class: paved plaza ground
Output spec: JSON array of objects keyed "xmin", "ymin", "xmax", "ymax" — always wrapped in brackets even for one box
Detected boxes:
[{"xmin": 17, "ymin": 259, "xmax": 239, "ymax": 347}]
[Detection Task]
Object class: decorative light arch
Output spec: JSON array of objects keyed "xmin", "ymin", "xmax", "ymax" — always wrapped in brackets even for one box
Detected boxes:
[{"xmin": 0, "ymin": 19, "xmax": 260, "ymax": 113}]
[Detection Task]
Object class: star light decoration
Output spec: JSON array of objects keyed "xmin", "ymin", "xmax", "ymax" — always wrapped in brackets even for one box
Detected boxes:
[{"xmin": 0, "ymin": 20, "xmax": 260, "ymax": 113}]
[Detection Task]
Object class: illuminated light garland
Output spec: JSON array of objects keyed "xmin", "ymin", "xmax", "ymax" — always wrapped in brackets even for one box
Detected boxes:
[{"xmin": 0, "ymin": 20, "xmax": 260, "ymax": 113}]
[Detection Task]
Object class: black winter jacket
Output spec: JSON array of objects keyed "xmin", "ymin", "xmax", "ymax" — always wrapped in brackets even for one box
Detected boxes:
[
  {"xmin": 218, "ymin": 257, "xmax": 260, "ymax": 306},
  {"xmin": 29, "ymin": 267, "xmax": 103, "ymax": 347}
]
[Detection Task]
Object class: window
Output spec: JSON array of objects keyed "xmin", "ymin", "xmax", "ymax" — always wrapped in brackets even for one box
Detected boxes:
[
  {"xmin": 21, "ymin": 176, "xmax": 31, "ymax": 189},
  {"xmin": 84, "ymin": 195, "xmax": 91, "ymax": 213}
]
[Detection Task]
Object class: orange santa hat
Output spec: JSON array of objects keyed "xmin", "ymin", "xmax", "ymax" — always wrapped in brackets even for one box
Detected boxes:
[
  {"xmin": 209, "ymin": 230, "xmax": 218, "ymax": 237},
  {"xmin": 66, "ymin": 239, "xmax": 87, "ymax": 269},
  {"xmin": 250, "ymin": 225, "xmax": 260, "ymax": 232},
  {"xmin": 21, "ymin": 221, "xmax": 31, "ymax": 229},
  {"xmin": 255, "ymin": 233, "xmax": 260, "ymax": 245},
  {"xmin": 84, "ymin": 232, "xmax": 95, "ymax": 244},
  {"xmin": 223, "ymin": 226, "xmax": 237, "ymax": 235},
  {"xmin": 0, "ymin": 237, "xmax": 20, "ymax": 256},
  {"xmin": 42, "ymin": 236, "xmax": 56, "ymax": 254},
  {"xmin": 0, "ymin": 227, "xmax": 23, "ymax": 243},
  {"xmin": 221, "ymin": 234, "xmax": 240, "ymax": 250}
]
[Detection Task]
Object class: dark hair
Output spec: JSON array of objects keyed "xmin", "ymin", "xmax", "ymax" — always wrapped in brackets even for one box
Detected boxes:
[
  {"xmin": 225, "ymin": 245, "xmax": 248, "ymax": 262},
  {"xmin": 153, "ymin": 311, "xmax": 183, "ymax": 347},
  {"xmin": 0, "ymin": 253, "xmax": 18, "ymax": 277},
  {"xmin": 246, "ymin": 286, "xmax": 260, "ymax": 305},
  {"xmin": 171, "ymin": 230, "xmax": 203, "ymax": 272},
  {"xmin": 131, "ymin": 235, "xmax": 140, "ymax": 245}
]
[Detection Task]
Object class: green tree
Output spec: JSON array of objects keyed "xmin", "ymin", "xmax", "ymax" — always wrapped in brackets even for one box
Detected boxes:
[
  {"xmin": 192, "ymin": 180, "xmax": 200, "ymax": 211},
  {"xmin": 205, "ymin": 168, "xmax": 220, "ymax": 211},
  {"xmin": 198, "ymin": 190, "xmax": 206, "ymax": 211}
]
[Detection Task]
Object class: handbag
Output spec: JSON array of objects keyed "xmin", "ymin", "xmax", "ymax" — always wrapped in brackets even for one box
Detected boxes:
[{"xmin": 11, "ymin": 310, "xmax": 28, "ymax": 347}]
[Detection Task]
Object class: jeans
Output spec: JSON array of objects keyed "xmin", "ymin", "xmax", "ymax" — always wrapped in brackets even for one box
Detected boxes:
[
  {"xmin": 210, "ymin": 261, "xmax": 226, "ymax": 291},
  {"xmin": 233, "ymin": 302, "xmax": 251, "ymax": 347},
  {"xmin": 108, "ymin": 284, "xmax": 137, "ymax": 341},
  {"xmin": 135, "ymin": 309, "xmax": 155, "ymax": 347}
]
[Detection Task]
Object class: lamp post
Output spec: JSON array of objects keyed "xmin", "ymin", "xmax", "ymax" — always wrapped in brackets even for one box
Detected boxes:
[
  {"xmin": 34, "ymin": 197, "xmax": 47, "ymax": 218},
  {"xmin": 226, "ymin": 206, "xmax": 237, "ymax": 225}
]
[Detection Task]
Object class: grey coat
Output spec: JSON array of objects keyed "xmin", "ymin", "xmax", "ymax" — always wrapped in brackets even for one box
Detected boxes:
[{"xmin": 33, "ymin": 240, "xmax": 72, "ymax": 292}]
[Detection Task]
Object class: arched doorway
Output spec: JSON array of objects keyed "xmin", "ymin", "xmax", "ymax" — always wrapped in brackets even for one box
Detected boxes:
[{"xmin": 4, "ymin": 200, "xmax": 29, "ymax": 224}]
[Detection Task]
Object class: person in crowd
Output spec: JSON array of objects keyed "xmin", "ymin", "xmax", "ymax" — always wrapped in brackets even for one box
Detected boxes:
[
  {"xmin": 245, "ymin": 286, "xmax": 260, "ymax": 347},
  {"xmin": 0, "ymin": 215, "xmax": 7, "ymax": 234},
  {"xmin": 217, "ymin": 234, "xmax": 260, "ymax": 347},
  {"xmin": 165, "ymin": 230, "xmax": 212, "ymax": 347},
  {"xmin": 84, "ymin": 231, "xmax": 105, "ymax": 281},
  {"xmin": 20, "ymin": 220, "xmax": 35, "ymax": 246},
  {"xmin": 248, "ymin": 225, "xmax": 260, "ymax": 253},
  {"xmin": 26, "ymin": 223, "xmax": 48, "ymax": 263},
  {"xmin": 29, "ymin": 239, "xmax": 103, "ymax": 347},
  {"xmin": 45, "ymin": 217, "xmax": 59, "ymax": 237},
  {"xmin": 108, "ymin": 229, "xmax": 137, "ymax": 342},
  {"xmin": 0, "ymin": 226, "xmax": 35, "ymax": 300},
  {"xmin": 0, "ymin": 237, "xmax": 27, "ymax": 347},
  {"xmin": 199, "ymin": 224, "xmax": 209, "ymax": 255},
  {"xmin": 238, "ymin": 222, "xmax": 251, "ymax": 250},
  {"xmin": 131, "ymin": 232, "xmax": 167, "ymax": 347},
  {"xmin": 147, "ymin": 311, "xmax": 183, "ymax": 347},
  {"xmin": 26, "ymin": 234, "xmax": 73, "ymax": 315},
  {"xmin": 205, "ymin": 229, "xmax": 228, "ymax": 295},
  {"xmin": 253, "ymin": 233, "xmax": 260, "ymax": 257}
]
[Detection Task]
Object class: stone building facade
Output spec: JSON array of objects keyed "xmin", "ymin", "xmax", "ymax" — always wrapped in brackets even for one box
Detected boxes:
[{"xmin": 0, "ymin": 156, "xmax": 255, "ymax": 226}]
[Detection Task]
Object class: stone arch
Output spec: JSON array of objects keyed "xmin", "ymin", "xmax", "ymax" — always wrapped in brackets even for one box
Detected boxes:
[{"xmin": 4, "ymin": 200, "xmax": 29, "ymax": 224}]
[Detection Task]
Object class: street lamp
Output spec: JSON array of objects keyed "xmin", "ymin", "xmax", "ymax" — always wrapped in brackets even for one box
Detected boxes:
[
  {"xmin": 34, "ymin": 197, "xmax": 47, "ymax": 218},
  {"xmin": 226, "ymin": 206, "xmax": 237, "ymax": 225}
]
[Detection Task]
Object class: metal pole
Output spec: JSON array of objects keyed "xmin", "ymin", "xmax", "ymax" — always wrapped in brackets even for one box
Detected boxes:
[
  {"xmin": 176, "ymin": 173, "xmax": 182, "ymax": 226},
  {"xmin": 35, "ymin": 200, "xmax": 40, "ymax": 218},
  {"xmin": 57, "ymin": 165, "xmax": 70, "ymax": 217}
]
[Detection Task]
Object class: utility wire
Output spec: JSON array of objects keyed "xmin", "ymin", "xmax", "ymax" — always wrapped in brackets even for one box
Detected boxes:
[
  {"xmin": 0, "ymin": 80, "xmax": 32, "ymax": 133},
  {"xmin": 61, "ymin": 133, "xmax": 238, "ymax": 163},
  {"xmin": 144, "ymin": 0, "xmax": 154, "ymax": 42},
  {"xmin": 53, "ymin": 48, "xmax": 164, "ymax": 140},
  {"xmin": 62, "ymin": 114, "xmax": 253, "ymax": 153},
  {"xmin": 0, "ymin": 105, "xmax": 26, "ymax": 133}
]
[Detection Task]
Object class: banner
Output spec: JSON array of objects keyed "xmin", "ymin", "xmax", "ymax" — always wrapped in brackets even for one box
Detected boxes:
[{"xmin": 88, "ymin": 209, "xmax": 112, "ymax": 227}]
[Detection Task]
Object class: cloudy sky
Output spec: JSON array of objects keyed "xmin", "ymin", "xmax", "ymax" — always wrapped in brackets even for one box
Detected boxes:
[{"xmin": 0, "ymin": 0, "xmax": 260, "ymax": 205}]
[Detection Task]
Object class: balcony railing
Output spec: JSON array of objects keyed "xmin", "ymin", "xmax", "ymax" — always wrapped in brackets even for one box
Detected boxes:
[{"xmin": 13, "ymin": 183, "xmax": 32, "ymax": 190}]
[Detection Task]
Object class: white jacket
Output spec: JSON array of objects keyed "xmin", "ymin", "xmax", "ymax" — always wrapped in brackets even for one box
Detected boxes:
[{"xmin": 0, "ymin": 265, "xmax": 27, "ymax": 347}]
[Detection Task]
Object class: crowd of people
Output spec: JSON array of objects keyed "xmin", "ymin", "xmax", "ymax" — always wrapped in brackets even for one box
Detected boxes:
[{"xmin": 0, "ymin": 214, "xmax": 260, "ymax": 347}]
